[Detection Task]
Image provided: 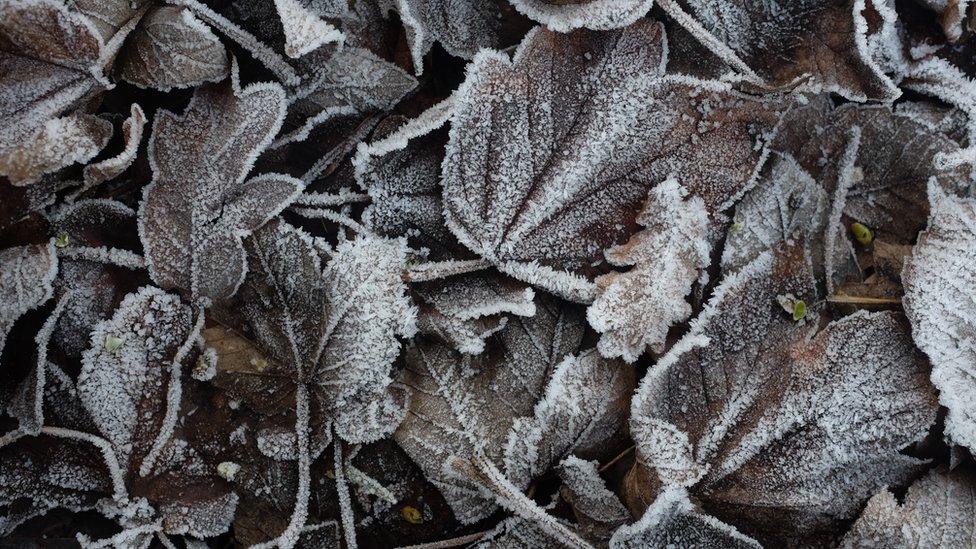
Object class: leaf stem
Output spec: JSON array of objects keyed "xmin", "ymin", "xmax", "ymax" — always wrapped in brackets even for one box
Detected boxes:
[
  {"xmin": 455, "ymin": 456, "xmax": 593, "ymax": 549},
  {"xmin": 334, "ymin": 437, "xmax": 359, "ymax": 549},
  {"xmin": 57, "ymin": 246, "xmax": 145, "ymax": 269},
  {"xmin": 404, "ymin": 259, "xmax": 492, "ymax": 282}
]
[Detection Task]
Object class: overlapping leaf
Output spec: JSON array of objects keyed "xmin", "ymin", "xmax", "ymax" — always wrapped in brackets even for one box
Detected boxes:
[
  {"xmin": 509, "ymin": 0, "xmax": 653, "ymax": 32},
  {"xmin": 0, "ymin": 242, "xmax": 58, "ymax": 356},
  {"xmin": 628, "ymin": 246, "xmax": 938, "ymax": 542},
  {"xmin": 442, "ymin": 20, "xmax": 783, "ymax": 302},
  {"xmin": 0, "ymin": 0, "xmax": 111, "ymax": 185},
  {"xmin": 903, "ymin": 182, "xmax": 976, "ymax": 451},
  {"xmin": 139, "ymin": 69, "xmax": 302, "ymax": 302}
]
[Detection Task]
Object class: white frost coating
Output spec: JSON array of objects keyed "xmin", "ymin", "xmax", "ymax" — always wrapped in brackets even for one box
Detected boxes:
[
  {"xmin": 41, "ymin": 426, "xmax": 127, "ymax": 500},
  {"xmin": 241, "ymin": 221, "xmax": 416, "ymax": 444},
  {"xmin": 251, "ymin": 385, "xmax": 312, "ymax": 549},
  {"xmin": 394, "ymin": 298, "xmax": 585, "ymax": 523},
  {"xmin": 0, "ymin": 242, "xmax": 58, "ymax": 355},
  {"xmin": 662, "ymin": 0, "xmax": 899, "ymax": 101},
  {"xmin": 823, "ymin": 127, "xmax": 861, "ymax": 295},
  {"xmin": 510, "ymin": 0, "xmax": 652, "ymax": 33},
  {"xmin": 80, "ymin": 103, "xmax": 147, "ymax": 192},
  {"xmin": 116, "ymin": 7, "xmax": 230, "ymax": 92},
  {"xmin": 333, "ymin": 440, "xmax": 358, "ymax": 549},
  {"xmin": 844, "ymin": 466, "xmax": 976, "ymax": 548},
  {"xmin": 629, "ymin": 248, "xmax": 939, "ymax": 536},
  {"xmin": 77, "ymin": 286, "xmax": 193, "ymax": 467},
  {"xmin": 587, "ymin": 179, "xmax": 711, "ymax": 362},
  {"xmin": 0, "ymin": 0, "xmax": 112, "ymax": 185},
  {"xmin": 503, "ymin": 349, "xmax": 634, "ymax": 490},
  {"xmin": 609, "ymin": 486, "xmax": 760, "ymax": 548},
  {"xmin": 557, "ymin": 456, "xmax": 629, "ymax": 528},
  {"xmin": 171, "ymin": 0, "xmax": 300, "ymax": 85},
  {"xmin": 9, "ymin": 291, "xmax": 73, "ymax": 434},
  {"xmin": 138, "ymin": 307, "xmax": 204, "ymax": 477},
  {"xmin": 274, "ymin": 0, "xmax": 344, "ymax": 58},
  {"xmin": 139, "ymin": 62, "xmax": 302, "ymax": 302},
  {"xmin": 353, "ymin": 95, "xmax": 453, "ymax": 169},
  {"xmin": 442, "ymin": 22, "xmax": 782, "ymax": 302},
  {"xmin": 721, "ymin": 156, "xmax": 827, "ymax": 274},
  {"xmin": 903, "ymin": 181, "xmax": 976, "ymax": 451},
  {"xmin": 57, "ymin": 245, "xmax": 146, "ymax": 269}
]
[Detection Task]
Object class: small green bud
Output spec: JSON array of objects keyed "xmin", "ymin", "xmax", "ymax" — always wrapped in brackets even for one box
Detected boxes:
[
  {"xmin": 731, "ymin": 219, "xmax": 743, "ymax": 233},
  {"xmin": 104, "ymin": 335, "xmax": 124, "ymax": 352},
  {"xmin": 54, "ymin": 234, "xmax": 69, "ymax": 248},
  {"xmin": 850, "ymin": 222, "xmax": 873, "ymax": 246},
  {"xmin": 792, "ymin": 300, "xmax": 807, "ymax": 322},
  {"xmin": 400, "ymin": 505, "xmax": 423, "ymax": 524}
]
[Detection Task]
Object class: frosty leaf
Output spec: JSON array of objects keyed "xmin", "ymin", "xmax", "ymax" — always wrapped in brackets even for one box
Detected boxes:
[
  {"xmin": 587, "ymin": 179, "xmax": 711, "ymax": 362},
  {"xmin": 116, "ymin": 6, "xmax": 230, "ymax": 91},
  {"xmin": 0, "ymin": 242, "xmax": 58, "ymax": 356},
  {"xmin": 415, "ymin": 273, "xmax": 535, "ymax": 354},
  {"xmin": 76, "ymin": 286, "xmax": 238, "ymax": 538},
  {"xmin": 82, "ymin": 104, "xmax": 147, "ymax": 190},
  {"xmin": 274, "ymin": 0, "xmax": 345, "ymax": 58},
  {"xmin": 902, "ymin": 182, "xmax": 976, "ymax": 451},
  {"xmin": 393, "ymin": 0, "xmax": 530, "ymax": 74},
  {"xmin": 721, "ymin": 156, "xmax": 829, "ymax": 274},
  {"xmin": 442, "ymin": 21, "xmax": 782, "ymax": 302},
  {"xmin": 0, "ymin": 434, "xmax": 113, "ymax": 535},
  {"xmin": 394, "ymin": 297, "xmax": 585, "ymax": 523},
  {"xmin": 357, "ymin": 100, "xmax": 470, "ymax": 261},
  {"xmin": 558, "ymin": 456, "xmax": 630, "ymax": 542},
  {"xmin": 0, "ymin": 0, "xmax": 111, "ymax": 185},
  {"xmin": 48, "ymin": 199, "xmax": 143, "ymax": 359},
  {"xmin": 915, "ymin": 0, "xmax": 972, "ymax": 41},
  {"xmin": 509, "ymin": 0, "xmax": 653, "ymax": 32},
  {"xmin": 661, "ymin": 0, "xmax": 899, "ymax": 101},
  {"xmin": 279, "ymin": 46, "xmax": 417, "ymax": 145},
  {"xmin": 609, "ymin": 487, "xmax": 760, "ymax": 549},
  {"xmin": 77, "ymin": 286, "xmax": 193, "ymax": 469},
  {"xmin": 1, "ymin": 114, "xmax": 112, "ymax": 187},
  {"xmin": 844, "ymin": 466, "xmax": 976, "ymax": 548},
  {"xmin": 504, "ymin": 349, "xmax": 635, "ymax": 490},
  {"xmin": 139, "ymin": 69, "xmax": 302, "ymax": 302},
  {"xmin": 240, "ymin": 219, "xmax": 417, "ymax": 443},
  {"xmin": 628, "ymin": 246, "xmax": 938, "ymax": 540},
  {"xmin": 774, "ymin": 98, "xmax": 971, "ymax": 244},
  {"xmin": 67, "ymin": 0, "xmax": 149, "ymax": 40}
]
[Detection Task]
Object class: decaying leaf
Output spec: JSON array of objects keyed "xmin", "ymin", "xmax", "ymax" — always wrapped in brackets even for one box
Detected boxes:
[
  {"xmin": 414, "ymin": 273, "xmax": 535, "ymax": 354},
  {"xmin": 903, "ymin": 181, "xmax": 976, "ymax": 451},
  {"xmin": 660, "ymin": 0, "xmax": 899, "ymax": 101},
  {"xmin": 139, "ymin": 67, "xmax": 302, "ymax": 303},
  {"xmin": 844, "ymin": 466, "xmax": 976, "ymax": 548},
  {"xmin": 81, "ymin": 104, "xmax": 147, "ymax": 191},
  {"xmin": 395, "ymin": 298, "xmax": 585, "ymax": 523},
  {"xmin": 774, "ymin": 97, "xmax": 971, "ymax": 244},
  {"xmin": 77, "ymin": 285, "xmax": 237, "ymax": 540},
  {"xmin": 587, "ymin": 179, "xmax": 711, "ymax": 362},
  {"xmin": 628, "ymin": 246, "xmax": 938, "ymax": 541},
  {"xmin": 442, "ymin": 20, "xmax": 782, "ymax": 302},
  {"xmin": 116, "ymin": 5, "xmax": 230, "ymax": 91},
  {"xmin": 610, "ymin": 487, "xmax": 760, "ymax": 549},
  {"xmin": 0, "ymin": 0, "xmax": 112, "ymax": 185},
  {"xmin": 239, "ymin": 219, "xmax": 417, "ymax": 443},
  {"xmin": 0, "ymin": 242, "xmax": 58, "ymax": 356},
  {"xmin": 509, "ymin": 0, "xmax": 653, "ymax": 32},
  {"xmin": 393, "ymin": 0, "xmax": 531, "ymax": 74}
]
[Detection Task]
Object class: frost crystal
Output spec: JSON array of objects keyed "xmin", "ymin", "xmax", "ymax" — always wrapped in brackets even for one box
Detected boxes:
[
  {"xmin": 509, "ymin": 0, "xmax": 653, "ymax": 33},
  {"xmin": 903, "ymin": 182, "xmax": 976, "ymax": 451},
  {"xmin": 661, "ymin": 0, "xmax": 898, "ymax": 101},
  {"xmin": 609, "ymin": 487, "xmax": 760, "ymax": 549},
  {"xmin": 139, "ymin": 66, "xmax": 303, "ymax": 302}
]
